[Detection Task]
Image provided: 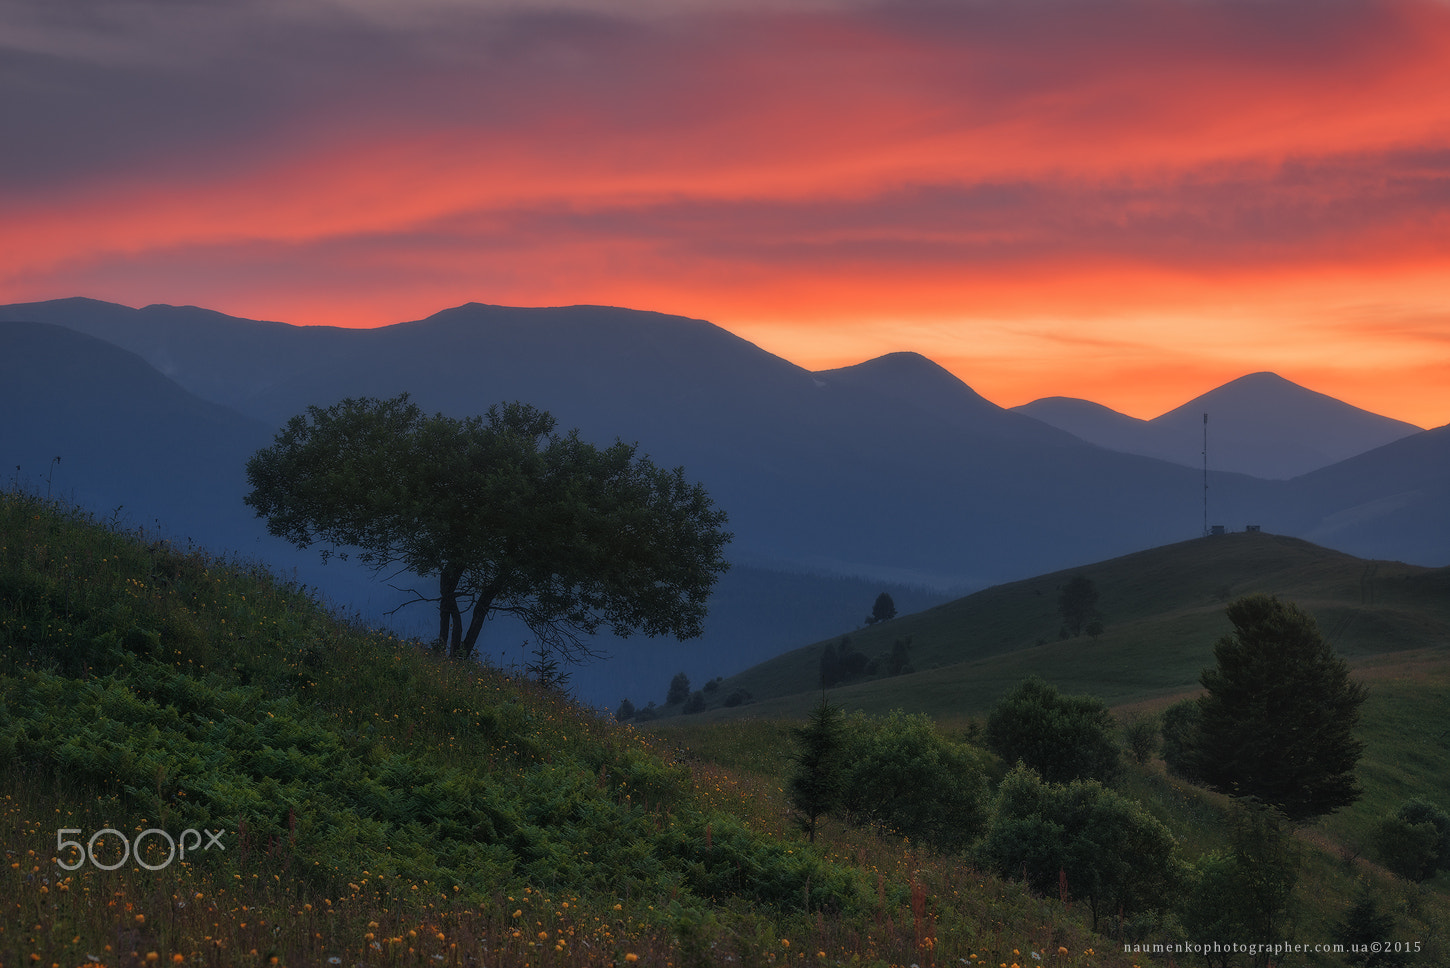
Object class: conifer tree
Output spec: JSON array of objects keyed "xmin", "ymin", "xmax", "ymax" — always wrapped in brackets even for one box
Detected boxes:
[
  {"xmin": 1195, "ymin": 594, "xmax": 1366, "ymax": 822},
  {"xmin": 788, "ymin": 699, "xmax": 846, "ymax": 843},
  {"xmin": 666, "ymin": 671, "xmax": 691, "ymax": 706},
  {"xmin": 865, "ymin": 591, "xmax": 896, "ymax": 625}
]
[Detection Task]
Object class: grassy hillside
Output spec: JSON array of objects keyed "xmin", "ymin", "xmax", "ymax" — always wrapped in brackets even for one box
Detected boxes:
[
  {"xmin": 644, "ymin": 531, "xmax": 1450, "ymax": 967},
  {"xmin": 0, "ymin": 489, "xmax": 1156, "ymax": 968},
  {"xmin": 692, "ymin": 531, "xmax": 1450, "ymax": 721},
  {"xmin": 652, "ymin": 675, "xmax": 1450, "ymax": 968}
]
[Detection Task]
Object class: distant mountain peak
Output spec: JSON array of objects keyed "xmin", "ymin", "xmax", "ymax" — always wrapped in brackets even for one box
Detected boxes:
[{"xmin": 1018, "ymin": 371, "xmax": 1422, "ymax": 478}]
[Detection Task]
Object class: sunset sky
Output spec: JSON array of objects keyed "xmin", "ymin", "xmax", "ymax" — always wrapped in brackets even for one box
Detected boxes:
[{"xmin": 4, "ymin": 0, "xmax": 1449, "ymax": 427}]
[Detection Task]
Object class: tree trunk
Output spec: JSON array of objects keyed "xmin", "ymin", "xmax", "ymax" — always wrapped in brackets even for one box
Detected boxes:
[
  {"xmin": 456, "ymin": 583, "xmax": 499, "ymax": 660},
  {"xmin": 437, "ymin": 564, "xmax": 465, "ymax": 655}
]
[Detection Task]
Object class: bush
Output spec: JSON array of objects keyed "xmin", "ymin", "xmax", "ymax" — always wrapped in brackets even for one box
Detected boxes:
[
  {"xmin": 838, "ymin": 709, "xmax": 990, "ymax": 851},
  {"xmin": 986, "ymin": 676, "xmax": 1120, "ymax": 783},
  {"xmin": 1374, "ymin": 811, "xmax": 1444, "ymax": 886},
  {"xmin": 1160, "ymin": 698, "xmax": 1202, "ymax": 780},
  {"xmin": 1122, "ymin": 713, "xmax": 1159, "ymax": 765},
  {"xmin": 1181, "ymin": 800, "xmax": 1298, "ymax": 968},
  {"xmin": 723, "ymin": 688, "xmax": 753, "ymax": 708},
  {"xmin": 978, "ymin": 764, "xmax": 1179, "ymax": 931}
]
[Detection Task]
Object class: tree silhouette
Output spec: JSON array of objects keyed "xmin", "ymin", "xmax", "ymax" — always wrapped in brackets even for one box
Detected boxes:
[
  {"xmin": 245, "ymin": 394, "xmax": 731, "ymax": 660},
  {"xmin": 865, "ymin": 591, "xmax": 896, "ymax": 625},
  {"xmin": 1194, "ymin": 594, "xmax": 1366, "ymax": 822},
  {"xmin": 788, "ymin": 699, "xmax": 846, "ymax": 843},
  {"xmin": 666, "ymin": 671, "xmax": 692, "ymax": 706},
  {"xmin": 1057, "ymin": 575, "xmax": 1100, "ymax": 637}
]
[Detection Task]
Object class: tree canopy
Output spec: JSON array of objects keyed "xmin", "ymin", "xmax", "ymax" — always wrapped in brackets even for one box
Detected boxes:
[
  {"xmin": 865, "ymin": 591, "xmax": 896, "ymax": 625},
  {"xmin": 1193, "ymin": 594, "xmax": 1366, "ymax": 822},
  {"xmin": 244, "ymin": 395, "xmax": 731, "ymax": 660},
  {"xmin": 985, "ymin": 676, "xmax": 1121, "ymax": 784}
]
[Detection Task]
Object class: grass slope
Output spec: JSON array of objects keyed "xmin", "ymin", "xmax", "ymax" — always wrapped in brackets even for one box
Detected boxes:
[
  {"xmin": 647, "ymin": 532, "xmax": 1450, "ymax": 967},
  {"xmin": 0, "ymin": 490, "xmax": 1154, "ymax": 968},
  {"xmin": 697, "ymin": 531, "xmax": 1450, "ymax": 721}
]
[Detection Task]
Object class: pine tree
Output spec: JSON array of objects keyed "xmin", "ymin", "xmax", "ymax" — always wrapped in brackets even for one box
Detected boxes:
[
  {"xmin": 1195, "ymin": 595, "xmax": 1366, "ymax": 822},
  {"xmin": 787, "ymin": 699, "xmax": 846, "ymax": 843},
  {"xmin": 865, "ymin": 591, "xmax": 896, "ymax": 625},
  {"xmin": 666, "ymin": 671, "xmax": 691, "ymax": 706},
  {"xmin": 1335, "ymin": 881, "xmax": 1400, "ymax": 967}
]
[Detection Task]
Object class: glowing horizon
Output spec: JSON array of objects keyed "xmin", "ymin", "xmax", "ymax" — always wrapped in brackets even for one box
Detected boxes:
[{"xmin": 4, "ymin": 0, "xmax": 1449, "ymax": 427}]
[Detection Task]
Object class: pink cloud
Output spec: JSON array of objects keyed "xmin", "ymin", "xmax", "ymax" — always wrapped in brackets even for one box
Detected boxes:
[{"xmin": 3, "ymin": 0, "xmax": 1450, "ymax": 425}]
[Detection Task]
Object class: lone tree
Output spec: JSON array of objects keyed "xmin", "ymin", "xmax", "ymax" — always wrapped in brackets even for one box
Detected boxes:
[
  {"xmin": 245, "ymin": 395, "xmax": 731, "ymax": 661},
  {"xmin": 666, "ymin": 672, "xmax": 692, "ymax": 706},
  {"xmin": 1057, "ymin": 575, "xmax": 1100, "ymax": 637},
  {"xmin": 865, "ymin": 591, "xmax": 896, "ymax": 625},
  {"xmin": 1195, "ymin": 594, "xmax": 1367, "ymax": 822},
  {"xmin": 788, "ymin": 699, "xmax": 846, "ymax": 843}
]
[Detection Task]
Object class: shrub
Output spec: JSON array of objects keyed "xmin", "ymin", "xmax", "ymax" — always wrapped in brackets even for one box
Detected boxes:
[
  {"xmin": 986, "ymin": 676, "xmax": 1120, "ymax": 783},
  {"xmin": 1181, "ymin": 800, "xmax": 1299, "ymax": 968},
  {"xmin": 1160, "ymin": 698, "xmax": 1202, "ymax": 780},
  {"xmin": 1122, "ymin": 713, "xmax": 1159, "ymax": 765},
  {"xmin": 838, "ymin": 709, "xmax": 990, "ymax": 851},
  {"xmin": 723, "ymin": 688, "xmax": 753, "ymax": 708},
  {"xmin": 978, "ymin": 764, "xmax": 1179, "ymax": 931},
  {"xmin": 1374, "ymin": 799, "xmax": 1450, "ymax": 881}
]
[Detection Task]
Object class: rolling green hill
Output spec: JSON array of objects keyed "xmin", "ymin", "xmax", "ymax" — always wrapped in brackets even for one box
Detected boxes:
[
  {"xmin": 0, "ymin": 488, "xmax": 1157, "ymax": 968},
  {"xmin": 6, "ymin": 489, "xmax": 1448, "ymax": 967},
  {"xmin": 689, "ymin": 531, "xmax": 1450, "ymax": 721}
]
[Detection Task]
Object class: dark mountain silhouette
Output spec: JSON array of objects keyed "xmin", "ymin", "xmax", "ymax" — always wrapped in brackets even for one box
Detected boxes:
[
  {"xmin": 1015, "ymin": 372, "xmax": 1422, "ymax": 479},
  {"xmin": 0, "ymin": 312, "xmax": 947, "ymax": 705},
  {"xmin": 1285, "ymin": 424, "xmax": 1450, "ymax": 564},
  {"xmin": 2, "ymin": 298, "xmax": 1446, "ymax": 703},
  {"xmin": 0, "ymin": 320, "xmax": 270, "ymax": 541}
]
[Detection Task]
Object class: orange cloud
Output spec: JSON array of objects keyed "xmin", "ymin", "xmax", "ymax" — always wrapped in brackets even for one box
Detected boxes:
[{"xmin": 3, "ymin": 0, "xmax": 1449, "ymax": 426}]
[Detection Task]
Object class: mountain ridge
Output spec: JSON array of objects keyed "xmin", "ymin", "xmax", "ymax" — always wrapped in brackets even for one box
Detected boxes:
[
  {"xmin": 1015, "ymin": 371, "xmax": 1424, "ymax": 479},
  {"xmin": 2, "ymin": 297, "xmax": 1446, "ymax": 703}
]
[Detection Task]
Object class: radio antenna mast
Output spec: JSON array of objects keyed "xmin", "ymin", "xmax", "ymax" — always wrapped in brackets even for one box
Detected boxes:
[{"xmin": 1202, "ymin": 412, "xmax": 1209, "ymax": 537}]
